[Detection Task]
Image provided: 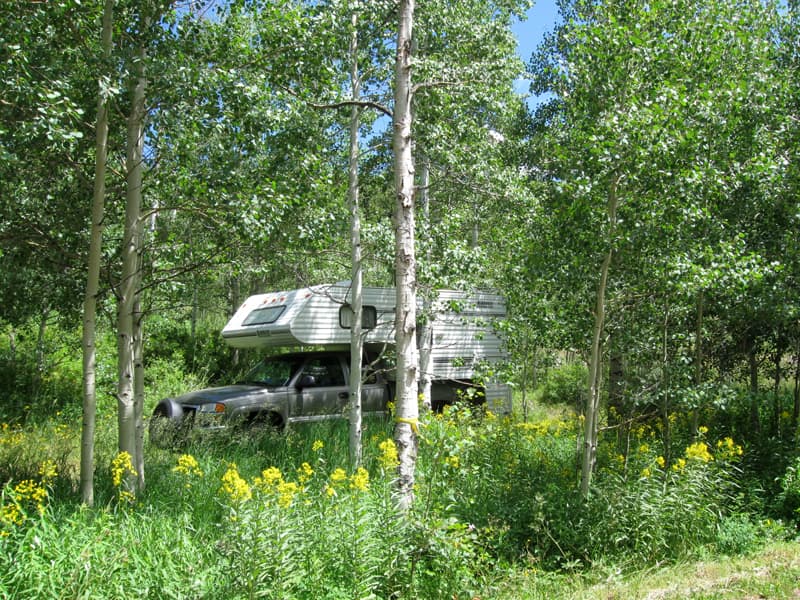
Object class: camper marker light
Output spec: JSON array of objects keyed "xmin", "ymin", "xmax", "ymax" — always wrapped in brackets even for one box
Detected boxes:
[{"xmin": 198, "ymin": 403, "xmax": 226, "ymax": 413}]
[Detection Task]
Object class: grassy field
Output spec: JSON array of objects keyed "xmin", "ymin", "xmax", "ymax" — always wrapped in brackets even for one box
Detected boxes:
[
  {"xmin": 0, "ymin": 399, "xmax": 798, "ymax": 598},
  {"xmin": 491, "ymin": 542, "xmax": 800, "ymax": 599}
]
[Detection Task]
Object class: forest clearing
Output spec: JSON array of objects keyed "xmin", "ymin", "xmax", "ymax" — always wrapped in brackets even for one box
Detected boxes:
[{"xmin": 1, "ymin": 0, "xmax": 799, "ymax": 597}]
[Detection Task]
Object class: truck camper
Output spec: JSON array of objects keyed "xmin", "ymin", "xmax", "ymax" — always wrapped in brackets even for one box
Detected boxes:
[{"xmin": 149, "ymin": 282, "xmax": 510, "ymax": 446}]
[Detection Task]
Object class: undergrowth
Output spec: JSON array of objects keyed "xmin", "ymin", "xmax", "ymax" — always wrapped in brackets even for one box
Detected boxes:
[{"xmin": 0, "ymin": 400, "xmax": 794, "ymax": 599}]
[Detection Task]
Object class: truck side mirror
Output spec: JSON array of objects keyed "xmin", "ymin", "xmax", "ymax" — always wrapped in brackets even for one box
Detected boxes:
[{"xmin": 298, "ymin": 375, "xmax": 316, "ymax": 390}]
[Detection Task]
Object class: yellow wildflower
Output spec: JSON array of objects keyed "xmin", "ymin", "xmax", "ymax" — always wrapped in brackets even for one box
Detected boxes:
[
  {"xmin": 38, "ymin": 460, "xmax": 58, "ymax": 484},
  {"xmin": 330, "ymin": 468, "xmax": 347, "ymax": 485},
  {"xmin": 698, "ymin": 425, "xmax": 709, "ymax": 435},
  {"xmin": 672, "ymin": 458, "xmax": 687, "ymax": 472},
  {"xmin": 296, "ymin": 462, "xmax": 313, "ymax": 484},
  {"xmin": 638, "ymin": 443, "xmax": 650, "ymax": 454},
  {"xmin": 377, "ymin": 439, "xmax": 399, "ymax": 469},
  {"xmin": 172, "ymin": 454, "xmax": 204, "ymax": 478},
  {"xmin": 254, "ymin": 466, "xmax": 283, "ymax": 491},
  {"xmin": 640, "ymin": 467, "xmax": 651, "ymax": 478},
  {"xmin": 715, "ymin": 437, "xmax": 743, "ymax": 460},
  {"xmin": 220, "ymin": 464, "xmax": 252, "ymax": 503},
  {"xmin": 656, "ymin": 456, "xmax": 665, "ymax": 469},
  {"xmin": 445, "ymin": 455, "xmax": 460, "ymax": 469},
  {"xmin": 277, "ymin": 481, "xmax": 300, "ymax": 507},
  {"xmin": 685, "ymin": 441, "xmax": 714, "ymax": 463},
  {"xmin": 111, "ymin": 452, "xmax": 137, "ymax": 488},
  {"xmin": 312, "ymin": 440, "xmax": 324, "ymax": 452},
  {"xmin": 349, "ymin": 467, "xmax": 370, "ymax": 491}
]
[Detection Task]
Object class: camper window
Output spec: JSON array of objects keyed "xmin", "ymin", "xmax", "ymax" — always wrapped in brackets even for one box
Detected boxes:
[
  {"xmin": 242, "ymin": 305, "xmax": 285, "ymax": 326},
  {"xmin": 339, "ymin": 305, "xmax": 377, "ymax": 330}
]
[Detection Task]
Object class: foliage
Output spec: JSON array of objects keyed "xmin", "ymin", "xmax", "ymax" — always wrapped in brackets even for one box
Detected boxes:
[
  {"xmin": 539, "ymin": 361, "xmax": 587, "ymax": 408},
  {"xmin": 0, "ymin": 390, "xmax": 796, "ymax": 597},
  {"xmin": 776, "ymin": 455, "xmax": 800, "ymax": 526}
]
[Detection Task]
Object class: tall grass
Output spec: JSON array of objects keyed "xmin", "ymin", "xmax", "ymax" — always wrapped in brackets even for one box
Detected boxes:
[{"xmin": 0, "ymin": 399, "xmax": 792, "ymax": 598}]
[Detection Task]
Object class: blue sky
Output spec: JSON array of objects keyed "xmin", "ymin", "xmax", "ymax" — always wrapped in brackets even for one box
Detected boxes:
[{"xmin": 512, "ymin": 0, "xmax": 561, "ymax": 100}]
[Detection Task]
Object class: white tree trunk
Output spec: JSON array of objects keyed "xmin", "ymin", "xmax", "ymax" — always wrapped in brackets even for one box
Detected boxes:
[
  {"xmin": 117, "ymin": 26, "xmax": 147, "ymax": 491},
  {"xmin": 417, "ymin": 159, "xmax": 433, "ymax": 410},
  {"xmin": 392, "ymin": 0, "xmax": 418, "ymax": 510},
  {"xmin": 580, "ymin": 177, "xmax": 618, "ymax": 499},
  {"xmin": 347, "ymin": 7, "xmax": 364, "ymax": 469},
  {"xmin": 81, "ymin": 0, "xmax": 114, "ymax": 507}
]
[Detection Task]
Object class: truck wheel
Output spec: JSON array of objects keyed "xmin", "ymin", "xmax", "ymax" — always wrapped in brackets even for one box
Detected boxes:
[
  {"xmin": 149, "ymin": 398, "xmax": 184, "ymax": 448},
  {"xmin": 244, "ymin": 410, "xmax": 284, "ymax": 432}
]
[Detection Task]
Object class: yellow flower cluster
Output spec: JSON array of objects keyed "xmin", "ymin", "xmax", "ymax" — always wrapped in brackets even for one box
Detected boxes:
[
  {"xmin": 173, "ymin": 454, "xmax": 204, "ymax": 478},
  {"xmin": 254, "ymin": 466, "xmax": 283, "ymax": 490},
  {"xmin": 253, "ymin": 466, "xmax": 304, "ymax": 507},
  {"xmin": 296, "ymin": 462, "xmax": 313, "ymax": 484},
  {"xmin": 685, "ymin": 441, "xmax": 714, "ymax": 463},
  {"xmin": 672, "ymin": 458, "xmax": 687, "ymax": 472},
  {"xmin": 0, "ymin": 460, "xmax": 57, "ymax": 535},
  {"xmin": 349, "ymin": 467, "xmax": 370, "ymax": 491},
  {"xmin": 516, "ymin": 418, "xmax": 572, "ymax": 437},
  {"xmin": 377, "ymin": 439, "xmax": 399, "ymax": 469},
  {"xmin": 172, "ymin": 454, "xmax": 204, "ymax": 489},
  {"xmin": 325, "ymin": 467, "xmax": 349, "ymax": 497},
  {"xmin": 220, "ymin": 463, "xmax": 252, "ymax": 503},
  {"xmin": 716, "ymin": 437, "xmax": 743, "ymax": 460},
  {"xmin": 111, "ymin": 451, "xmax": 138, "ymax": 488},
  {"xmin": 38, "ymin": 460, "xmax": 58, "ymax": 484},
  {"xmin": 312, "ymin": 440, "xmax": 324, "ymax": 452},
  {"xmin": 445, "ymin": 455, "xmax": 460, "ymax": 469},
  {"xmin": 0, "ymin": 423, "xmax": 24, "ymax": 447}
]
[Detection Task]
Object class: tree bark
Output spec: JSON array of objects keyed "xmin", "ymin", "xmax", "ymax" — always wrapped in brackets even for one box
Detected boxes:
[
  {"xmin": 392, "ymin": 0, "xmax": 419, "ymax": 511},
  {"xmin": 117, "ymin": 19, "xmax": 148, "ymax": 491},
  {"xmin": 81, "ymin": 0, "xmax": 114, "ymax": 508},
  {"xmin": 691, "ymin": 290, "xmax": 704, "ymax": 434},
  {"xmin": 792, "ymin": 341, "xmax": 800, "ymax": 433},
  {"xmin": 580, "ymin": 176, "xmax": 619, "ymax": 499},
  {"xmin": 347, "ymin": 7, "xmax": 364, "ymax": 469},
  {"xmin": 748, "ymin": 333, "xmax": 761, "ymax": 433},
  {"xmin": 417, "ymin": 158, "xmax": 433, "ymax": 411}
]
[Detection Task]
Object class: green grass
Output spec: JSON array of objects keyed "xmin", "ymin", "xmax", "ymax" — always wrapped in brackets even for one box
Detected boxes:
[
  {"xmin": 0, "ymin": 402, "xmax": 797, "ymax": 599},
  {"xmin": 488, "ymin": 541, "xmax": 800, "ymax": 599}
]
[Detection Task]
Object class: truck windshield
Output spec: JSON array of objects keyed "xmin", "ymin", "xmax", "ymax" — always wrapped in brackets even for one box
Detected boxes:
[{"xmin": 241, "ymin": 357, "xmax": 299, "ymax": 387}]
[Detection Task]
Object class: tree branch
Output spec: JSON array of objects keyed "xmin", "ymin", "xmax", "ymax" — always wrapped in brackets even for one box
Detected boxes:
[{"xmin": 277, "ymin": 83, "xmax": 392, "ymax": 118}]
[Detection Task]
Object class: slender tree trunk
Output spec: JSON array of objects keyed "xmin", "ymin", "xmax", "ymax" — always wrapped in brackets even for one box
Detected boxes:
[
  {"xmin": 230, "ymin": 276, "xmax": 241, "ymax": 367},
  {"xmin": 792, "ymin": 341, "xmax": 799, "ymax": 433},
  {"xmin": 661, "ymin": 303, "xmax": 672, "ymax": 467},
  {"xmin": 417, "ymin": 158, "xmax": 433, "ymax": 411},
  {"xmin": 748, "ymin": 334, "xmax": 761, "ymax": 433},
  {"xmin": 392, "ymin": 0, "xmax": 419, "ymax": 510},
  {"xmin": 81, "ymin": 0, "xmax": 114, "ymax": 506},
  {"xmin": 33, "ymin": 304, "xmax": 49, "ymax": 397},
  {"xmin": 772, "ymin": 338, "xmax": 784, "ymax": 436},
  {"xmin": 691, "ymin": 290, "xmax": 704, "ymax": 434},
  {"xmin": 347, "ymin": 7, "xmax": 364, "ymax": 469},
  {"xmin": 133, "ymin": 293, "xmax": 145, "ymax": 490},
  {"xmin": 580, "ymin": 176, "xmax": 619, "ymax": 499},
  {"xmin": 117, "ymin": 22, "xmax": 147, "ymax": 490}
]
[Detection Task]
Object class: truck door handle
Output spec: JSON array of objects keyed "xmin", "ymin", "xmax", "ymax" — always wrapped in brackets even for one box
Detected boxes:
[{"xmin": 338, "ymin": 392, "xmax": 349, "ymax": 399}]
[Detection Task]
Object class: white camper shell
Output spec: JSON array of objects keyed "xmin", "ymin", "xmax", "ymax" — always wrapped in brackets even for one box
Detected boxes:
[{"xmin": 222, "ymin": 282, "xmax": 511, "ymax": 412}]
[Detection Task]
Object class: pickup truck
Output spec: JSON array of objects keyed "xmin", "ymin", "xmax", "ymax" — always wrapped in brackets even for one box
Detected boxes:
[{"xmin": 149, "ymin": 350, "xmax": 393, "ymax": 446}]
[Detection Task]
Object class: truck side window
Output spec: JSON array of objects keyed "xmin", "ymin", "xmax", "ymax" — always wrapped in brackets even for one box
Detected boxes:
[{"xmin": 302, "ymin": 357, "xmax": 346, "ymax": 387}]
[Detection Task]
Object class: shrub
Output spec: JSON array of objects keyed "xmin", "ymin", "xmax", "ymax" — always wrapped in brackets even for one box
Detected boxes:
[
  {"xmin": 776, "ymin": 455, "xmax": 800, "ymax": 525},
  {"xmin": 539, "ymin": 362, "xmax": 587, "ymax": 409}
]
